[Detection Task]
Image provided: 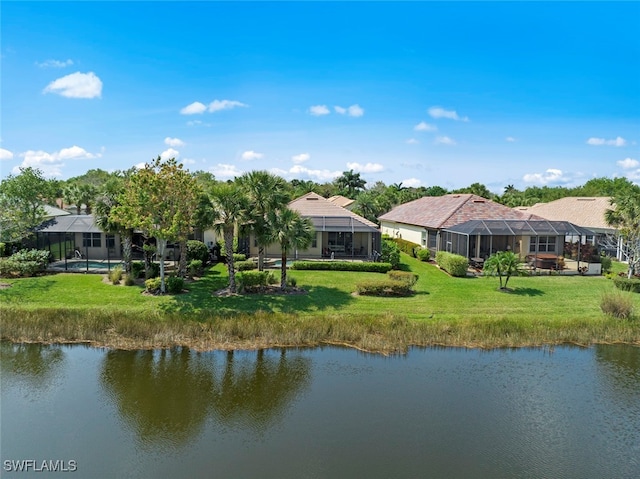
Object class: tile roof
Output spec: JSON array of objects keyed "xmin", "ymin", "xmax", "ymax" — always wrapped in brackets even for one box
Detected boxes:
[
  {"xmin": 327, "ymin": 195, "xmax": 355, "ymax": 208},
  {"xmin": 289, "ymin": 192, "xmax": 379, "ymax": 232},
  {"xmin": 378, "ymin": 194, "xmax": 538, "ymax": 229},
  {"xmin": 515, "ymin": 197, "xmax": 615, "ymax": 230}
]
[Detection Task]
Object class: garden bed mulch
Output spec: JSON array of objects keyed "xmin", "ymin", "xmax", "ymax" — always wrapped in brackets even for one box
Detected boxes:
[
  {"xmin": 0, "ymin": 282, "xmax": 11, "ymax": 289},
  {"xmin": 212, "ymin": 286, "xmax": 307, "ymax": 297}
]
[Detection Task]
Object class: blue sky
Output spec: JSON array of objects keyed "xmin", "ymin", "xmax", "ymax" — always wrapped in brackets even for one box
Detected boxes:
[{"xmin": 1, "ymin": 1, "xmax": 639, "ymax": 192}]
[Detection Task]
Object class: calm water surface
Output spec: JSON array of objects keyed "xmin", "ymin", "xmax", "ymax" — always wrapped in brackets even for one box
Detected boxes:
[{"xmin": 1, "ymin": 343, "xmax": 639, "ymax": 478}]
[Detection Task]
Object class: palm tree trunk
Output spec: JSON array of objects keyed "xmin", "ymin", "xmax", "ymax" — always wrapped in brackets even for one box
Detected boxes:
[
  {"xmin": 258, "ymin": 246, "xmax": 265, "ymax": 271},
  {"xmin": 178, "ymin": 238, "xmax": 187, "ymax": 277},
  {"xmin": 280, "ymin": 249, "xmax": 287, "ymax": 290},
  {"xmin": 224, "ymin": 227, "xmax": 236, "ymax": 293},
  {"xmin": 122, "ymin": 230, "xmax": 133, "ymax": 275}
]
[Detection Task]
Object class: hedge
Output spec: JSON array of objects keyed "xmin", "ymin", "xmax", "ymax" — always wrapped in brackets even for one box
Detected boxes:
[
  {"xmin": 292, "ymin": 261, "xmax": 392, "ymax": 273},
  {"xmin": 0, "ymin": 249, "xmax": 51, "ymax": 278},
  {"xmin": 613, "ymin": 276, "xmax": 640, "ymax": 293},
  {"xmin": 186, "ymin": 240, "xmax": 209, "ymax": 264},
  {"xmin": 235, "ymin": 260, "xmax": 257, "ymax": 271},
  {"xmin": 416, "ymin": 248, "xmax": 431, "ymax": 262},
  {"xmin": 390, "ymin": 238, "xmax": 421, "ymax": 257},
  {"xmin": 354, "ymin": 270, "xmax": 419, "ymax": 296},
  {"xmin": 238, "ymin": 271, "xmax": 277, "ymax": 290},
  {"xmin": 435, "ymin": 251, "xmax": 469, "ymax": 277}
]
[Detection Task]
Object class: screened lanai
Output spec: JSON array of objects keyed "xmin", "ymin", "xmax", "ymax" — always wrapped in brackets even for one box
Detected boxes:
[{"xmin": 441, "ymin": 219, "xmax": 595, "ymax": 264}]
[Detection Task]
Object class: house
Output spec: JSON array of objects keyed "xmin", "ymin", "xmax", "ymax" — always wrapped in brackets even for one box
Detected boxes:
[
  {"xmin": 327, "ymin": 195, "xmax": 356, "ymax": 211},
  {"xmin": 378, "ymin": 194, "xmax": 541, "ymax": 256},
  {"xmin": 247, "ymin": 192, "xmax": 381, "ymax": 259},
  {"xmin": 515, "ymin": 197, "xmax": 621, "ymax": 259}
]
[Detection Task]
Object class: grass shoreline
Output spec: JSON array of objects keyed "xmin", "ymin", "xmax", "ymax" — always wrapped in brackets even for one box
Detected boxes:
[{"xmin": 1, "ymin": 255, "xmax": 639, "ymax": 354}]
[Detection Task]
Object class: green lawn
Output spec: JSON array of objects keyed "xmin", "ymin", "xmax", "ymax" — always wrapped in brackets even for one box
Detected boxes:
[{"xmin": 2, "ymin": 254, "xmax": 639, "ymax": 323}]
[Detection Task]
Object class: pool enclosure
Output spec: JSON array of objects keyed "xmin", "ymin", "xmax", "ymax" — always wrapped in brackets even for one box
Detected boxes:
[{"xmin": 440, "ymin": 219, "xmax": 595, "ymax": 264}]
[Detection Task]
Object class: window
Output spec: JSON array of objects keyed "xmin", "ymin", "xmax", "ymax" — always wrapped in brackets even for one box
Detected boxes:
[
  {"xmin": 428, "ymin": 231, "xmax": 437, "ymax": 249},
  {"xmin": 421, "ymin": 231, "xmax": 427, "ymax": 247},
  {"xmin": 82, "ymin": 233, "xmax": 102, "ymax": 248},
  {"xmin": 311, "ymin": 233, "xmax": 317, "ymax": 248},
  {"xmin": 529, "ymin": 236, "xmax": 555, "ymax": 253}
]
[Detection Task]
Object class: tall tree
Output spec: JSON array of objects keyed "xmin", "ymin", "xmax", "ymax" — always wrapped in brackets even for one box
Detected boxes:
[
  {"xmin": 605, "ymin": 190, "xmax": 640, "ymax": 278},
  {"xmin": 111, "ymin": 157, "xmax": 198, "ymax": 293},
  {"xmin": 0, "ymin": 167, "xmax": 53, "ymax": 242},
  {"xmin": 266, "ymin": 207, "xmax": 315, "ymax": 290},
  {"xmin": 334, "ymin": 169, "xmax": 366, "ymax": 199},
  {"xmin": 237, "ymin": 171, "xmax": 289, "ymax": 271},
  {"xmin": 207, "ymin": 182, "xmax": 250, "ymax": 293}
]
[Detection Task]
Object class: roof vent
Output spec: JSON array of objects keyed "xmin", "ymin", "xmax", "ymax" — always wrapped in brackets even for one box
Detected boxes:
[
  {"xmin": 307, "ymin": 197, "xmax": 319, "ymax": 200},
  {"xmin": 577, "ymin": 198, "xmax": 596, "ymax": 201},
  {"xmin": 473, "ymin": 200, "xmax": 486, "ymax": 203}
]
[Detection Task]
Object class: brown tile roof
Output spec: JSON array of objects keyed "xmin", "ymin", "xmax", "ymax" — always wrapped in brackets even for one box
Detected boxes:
[
  {"xmin": 327, "ymin": 195, "xmax": 355, "ymax": 208},
  {"xmin": 289, "ymin": 192, "xmax": 379, "ymax": 231},
  {"xmin": 378, "ymin": 194, "xmax": 538, "ymax": 229},
  {"xmin": 515, "ymin": 197, "xmax": 615, "ymax": 230}
]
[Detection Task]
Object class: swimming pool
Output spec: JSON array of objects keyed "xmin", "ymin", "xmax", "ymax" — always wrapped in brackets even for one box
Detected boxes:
[{"xmin": 50, "ymin": 260, "xmax": 123, "ymax": 272}]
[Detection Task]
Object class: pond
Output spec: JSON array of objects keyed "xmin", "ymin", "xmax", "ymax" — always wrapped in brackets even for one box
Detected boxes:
[{"xmin": 1, "ymin": 343, "xmax": 639, "ymax": 478}]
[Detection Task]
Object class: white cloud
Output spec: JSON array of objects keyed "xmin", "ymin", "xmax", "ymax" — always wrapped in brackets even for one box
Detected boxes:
[
  {"xmin": 12, "ymin": 145, "xmax": 99, "ymax": 177},
  {"xmin": 309, "ymin": 105, "xmax": 330, "ymax": 116},
  {"xmin": 346, "ymin": 162, "xmax": 384, "ymax": 173},
  {"xmin": 414, "ymin": 121, "xmax": 437, "ymax": 132},
  {"xmin": 181, "ymin": 158, "xmax": 196, "ymax": 165},
  {"xmin": 618, "ymin": 157, "xmax": 639, "ymax": 169},
  {"xmin": 164, "ymin": 137, "xmax": 185, "ymax": 147},
  {"xmin": 434, "ymin": 136, "xmax": 456, "ymax": 146},
  {"xmin": 523, "ymin": 168, "xmax": 567, "ymax": 185},
  {"xmin": 401, "ymin": 178, "xmax": 421, "ymax": 188},
  {"xmin": 335, "ymin": 104, "xmax": 364, "ymax": 117},
  {"xmin": 428, "ymin": 106, "xmax": 469, "ymax": 122},
  {"xmin": 506, "ymin": 136, "xmax": 517, "ymax": 142},
  {"xmin": 134, "ymin": 162, "xmax": 147, "ymax": 170},
  {"xmin": 291, "ymin": 153, "xmax": 310, "ymax": 164},
  {"xmin": 160, "ymin": 148, "xmax": 180, "ymax": 160},
  {"xmin": 406, "ymin": 138, "xmax": 420, "ymax": 145},
  {"xmin": 208, "ymin": 99, "xmax": 248, "ymax": 112},
  {"xmin": 241, "ymin": 150, "xmax": 263, "ymax": 161},
  {"xmin": 586, "ymin": 136, "xmax": 627, "ymax": 146},
  {"xmin": 180, "ymin": 102, "xmax": 207, "ymax": 115},
  {"xmin": 43, "ymin": 71, "xmax": 102, "ymax": 99},
  {"xmin": 289, "ymin": 164, "xmax": 342, "ymax": 182},
  {"xmin": 0, "ymin": 148, "xmax": 14, "ymax": 160},
  {"xmin": 36, "ymin": 59, "xmax": 73, "ymax": 68},
  {"xmin": 209, "ymin": 163, "xmax": 243, "ymax": 179}
]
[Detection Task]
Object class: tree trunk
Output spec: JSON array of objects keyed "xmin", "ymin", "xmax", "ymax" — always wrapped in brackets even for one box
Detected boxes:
[
  {"xmin": 178, "ymin": 238, "xmax": 187, "ymax": 277},
  {"xmin": 258, "ymin": 246, "xmax": 265, "ymax": 271},
  {"xmin": 122, "ymin": 230, "xmax": 133, "ymax": 275},
  {"xmin": 280, "ymin": 249, "xmax": 287, "ymax": 290},
  {"xmin": 224, "ymin": 227, "xmax": 236, "ymax": 293},
  {"xmin": 157, "ymin": 238, "xmax": 167, "ymax": 294}
]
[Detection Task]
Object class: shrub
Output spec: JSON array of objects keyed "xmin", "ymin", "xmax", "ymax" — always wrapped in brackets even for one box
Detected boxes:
[
  {"xmin": 233, "ymin": 253, "xmax": 246, "ymax": 262},
  {"xmin": 131, "ymin": 261, "xmax": 145, "ymax": 279},
  {"xmin": 292, "ymin": 261, "xmax": 392, "ymax": 273},
  {"xmin": 145, "ymin": 262, "xmax": 160, "ymax": 280},
  {"xmin": 436, "ymin": 251, "xmax": 469, "ymax": 277},
  {"xmin": 387, "ymin": 270, "xmax": 418, "ymax": 287},
  {"xmin": 416, "ymin": 248, "xmax": 431, "ymax": 262},
  {"xmin": 235, "ymin": 260, "xmax": 256, "ymax": 271},
  {"xmin": 600, "ymin": 290, "xmax": 634, "ymax": 319},
  {"xmin": 186, "ymin": 240, "xmax": 209, "ymax": 264},
  {"xmin": 613, "ymin": 276, "xmax": 640, "ymax": 293},
  {"xmin": 390, "ymin": 238, "xmax": 421, "ymax": 257},
  {"xmin": 188, "ymin": 259, "xmax": 203, "ymax": 277},
  {"xmin": 0, "ymin": 249, "xmax": 51, "ymax": 278},
  {"xmin": 380, "ymin": 239, "xmax": 401, "ymax": 269},
  {"xmin": 599, "ymin": 255, "xmax": 612, "ymax": 274},
  {"xmin": 124, "ymin": 275, "xmax": 136, "ymax": 286},
  {"xmin": 238, "ymin": 271, "xmax": 271, "ymax": 290},
  {"xmin": 108, "ymin": 266, "xmax": 123, "ymax": 285},
  {"xmin": 166, "ymin": 276, "xmax": 184, "ymax": 294},
  {"xmin": 355, "ymin": 279, "xmax": 414, "ymax": 296},
  {"xmin": 287, "ymin": 276, "xmax": 297, "ymax": 288},
  {"xmin": 0, "ymin": 243, "xmax": 5, "ymax": 257},
  {"xmin": 144, "ymin": 277, "xmax": 162, "ymax": 293}
]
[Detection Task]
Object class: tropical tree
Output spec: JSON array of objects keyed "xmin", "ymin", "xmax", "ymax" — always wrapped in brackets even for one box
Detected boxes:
[
  {"xmin": 0, "ymin": 167, "xmax": 53, "ymax": 242},
  {"xmin": 237, "ymin": 171, "xmax": 289, "ymax": 270},
  {"xmin": 266, "ymin": 207, "xmax": 315, "ymax": 290},
  {"xmin": 334, "ymin": 169, "xmax": 366, "ymax": 199},
  {"xmin": 483, "ymin": 251, "xmax": 523, "ymax": 290},
  {"xmin": 605, "ymin": 190, "xmax": 640, "ymax": 278},
  {"xmin": 111, "ymin": 157, "xmax": 198, "ymax": 293},
  {"xmin": 207, "ymin": 182, "xmax": 250, "ymax": 293}
]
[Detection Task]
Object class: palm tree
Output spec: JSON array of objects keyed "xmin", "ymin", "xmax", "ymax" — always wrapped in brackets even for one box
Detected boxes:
[
  {"xmin": 237, "ymin": 171, "xmax": 289, "ymax": 270},
  {"xmin": 208, "ymin": 182, "xmax": 250, "ymax": 293},
  {"xmin": 334, "ymin": 169, "xmax": 366, "ymax": 199},
  {"xmin": 483, "ymin": 251, "xmax": 522, "ymax": 290},
  {"xmin": 605, "ymin": 192, "xmax": 640, "ymax": 278},
  {"xmin": 266, "ymin": 207, "xmax": 315, "ymax": 290}
]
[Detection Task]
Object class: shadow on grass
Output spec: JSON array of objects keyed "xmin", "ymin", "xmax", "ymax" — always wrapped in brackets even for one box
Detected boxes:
[
  {"xmin": 510, "ymin": 287, "xmax": 545, "ymax": 297},
  {"xmin": 160, "ymin": 282, "xmax": 354, "ymax": 316},
  {"xmin": 0, "ymin": 277, "xmax": 57, "ymax": 304}
]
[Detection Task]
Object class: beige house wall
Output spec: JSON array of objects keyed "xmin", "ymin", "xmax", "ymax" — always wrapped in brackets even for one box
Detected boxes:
[
  {"xmin": 380, "ymin": 221, "xmax": 424, "ymax": 246},
  {"xmin": 73, "ymin": 232, "xmax": 122, "ymax": 260}
]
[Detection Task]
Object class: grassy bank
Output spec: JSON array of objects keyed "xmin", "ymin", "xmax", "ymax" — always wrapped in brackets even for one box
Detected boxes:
[{"xmin": 1, "ymin": 255, "xmax": 639, "ymax": 353}]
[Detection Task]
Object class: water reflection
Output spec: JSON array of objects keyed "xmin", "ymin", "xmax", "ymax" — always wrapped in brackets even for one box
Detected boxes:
[
  {"xmin": 0, "ymin": 342, "xmax": 65, "ymax": 393},
  {"xmin": 594, "ymin": 344, "xmax": 640, "ymax": 406},
  {"xmin": 100, "ymin": 347, "xmax": 311, "ymax": 448}
]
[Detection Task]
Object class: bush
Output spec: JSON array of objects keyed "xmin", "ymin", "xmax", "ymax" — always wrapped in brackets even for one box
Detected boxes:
[
  {"xmin": 435, "ymin": 251, "xmax": 469, "ymax": 277},
  {"xmin": 416, "ymin": 248, "xmax": 431, "ymax": 262},
  {"xmin": 124, "ymin": 275, "xmax": 136, "ymax": 286},
  {"xmin": 613, "ymin": 276, "xmax": 640, "ymax": 293},
  {"xmin": 387, "ymin": 270, "xmax": 418, "ymax": 287},
  {"xmin": 235, "ymin": 260, "xmax": 256, "ymax": 271},
  {"xmin": 600, "ymin": 290, "xmax": 634, "ymax": 319},
  {"xmin": 233, "ymin": 253, "xmax": 246, "ymax": 262},
  {"xmin": 238, "ymin": 271, "xmax": 271, "ymax": 290},
  {"xmin": 0, "ymin": 249, "xmax": 51, "ymax": 278},
  {"xmin": 108, "ymin": 266, "xmax": 123, "ymax": 285},
  {"xmin": 145, "ymin": 262, "xmax": 160, "ymax": 279},
  {"xmin": 390, "ymin": 238, "xmax": 422, "ymax": 257},
  {"xmin": 131, "ymin": 261, "xmax": 145, "ymax": 279},
  {"xmin": 188, "ymin": 259, "xmax": 203, "ymax": 277},
  {"xmin": 380, "ymin": 239, "xmax": 401, "ymax": 269},
  {"xmin": 287, "ymin": 276, "xmax": 297, "ymax": 288},
  {"xmin": 292, "ymin": 261, "xmax": 392, "ymax": 273},
  {"xmin": 186, "ymin": 240, "xmax": 209, "ymax": 264},
  {"xmin": 599, "ymin": 255, "xmax": 612, "ymax": 274},
  {"xmin": 166, "ymin": 276, "xmax": 184, "ymax": 294},
  {"xmin": 0, "ymin": 243, "xmax": 5, "ymax": 257},
  {"xmin": 144, "ymin": 277, "xmax": 162, "ymax": 294},
  {"xmin": 355, "ymin": 279, "xmax": 414, "ymax": 296}
]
